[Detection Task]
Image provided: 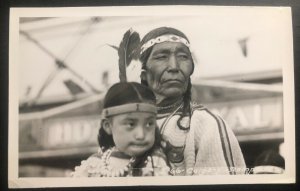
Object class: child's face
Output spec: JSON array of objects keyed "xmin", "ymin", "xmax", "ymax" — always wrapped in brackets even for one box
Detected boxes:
[{"xmin": 105, "ymin": 112, "xmax": 156, "ymax": 157}]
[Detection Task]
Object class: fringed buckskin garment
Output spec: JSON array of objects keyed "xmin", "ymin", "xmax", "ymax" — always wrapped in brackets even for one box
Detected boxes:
[{"xmin": 157, "ymin": 101, "xmax": 246, "ymax": 175}]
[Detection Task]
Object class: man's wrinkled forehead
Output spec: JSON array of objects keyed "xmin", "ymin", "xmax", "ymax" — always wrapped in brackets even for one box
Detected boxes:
[{"xmin": 150, "ymin": 42, "xmax": 191, "ymax": 56}]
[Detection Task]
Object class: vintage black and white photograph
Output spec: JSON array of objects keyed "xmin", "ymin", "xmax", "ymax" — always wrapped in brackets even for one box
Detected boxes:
[{"xmin": 8, "ymin": 5, "xmax": 295, "ymax": 188}]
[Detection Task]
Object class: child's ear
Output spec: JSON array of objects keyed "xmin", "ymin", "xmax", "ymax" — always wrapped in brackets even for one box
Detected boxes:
[{"xmin": 102, "ymin": 119, "xmax": 112, "ymax": 135}]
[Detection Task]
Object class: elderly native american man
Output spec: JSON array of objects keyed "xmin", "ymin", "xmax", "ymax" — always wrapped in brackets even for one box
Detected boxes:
[{"xmin": 139, "ymin": 27, "xmax": 246, "ymax": 175}]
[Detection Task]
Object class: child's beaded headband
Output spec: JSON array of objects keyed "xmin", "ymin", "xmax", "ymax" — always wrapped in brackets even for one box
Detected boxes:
[
  {"xmin": 140, "ymin": 34, "xmax": 190, "ymax": 55},
  {"xmin": 101, "ymin": 103, "xmax": 157, "ymax": 118}
]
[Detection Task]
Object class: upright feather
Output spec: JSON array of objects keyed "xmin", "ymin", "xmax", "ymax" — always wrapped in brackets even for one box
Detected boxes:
[{"xmin": 118, "ymin": 28, "xmax": 140, "ymax": 82}]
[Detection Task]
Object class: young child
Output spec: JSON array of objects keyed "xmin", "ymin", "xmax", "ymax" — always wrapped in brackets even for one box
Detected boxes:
[{"xmin": 71, "ymin": 82, "xmax": 170, "ymax": 177}]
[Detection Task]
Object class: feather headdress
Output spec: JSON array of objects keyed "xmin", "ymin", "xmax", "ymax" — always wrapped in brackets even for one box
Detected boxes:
[{"xmin": 117, "ymin": 28, "xmax": 140, "ymax": 82}]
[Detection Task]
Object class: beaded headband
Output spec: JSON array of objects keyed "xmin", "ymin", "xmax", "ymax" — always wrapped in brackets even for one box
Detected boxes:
[
  {"xmin": 140, "ymin": 34, "xmax": 190, "ymax": 55},
  {"xmin": 101, "ymin": 103, "xmax": 157, "ymax": 118}
]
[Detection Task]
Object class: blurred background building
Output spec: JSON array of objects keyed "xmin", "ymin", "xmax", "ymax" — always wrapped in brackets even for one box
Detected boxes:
[{"xmin": 18, "ymin": 14, "xmax": 287, "ymax": 177}]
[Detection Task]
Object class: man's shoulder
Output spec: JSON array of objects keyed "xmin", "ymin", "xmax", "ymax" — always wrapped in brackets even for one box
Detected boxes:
[
  {"xmin": 190, "ymin": 101, "xmax": 205, "ymax": 111},
  {"xmin": 190, "ymin": 102, "xmax": 226, "ymax": 129},
  {"xmin": 191, "ymin": 102, "xmax": 221, "ymax": 120}
]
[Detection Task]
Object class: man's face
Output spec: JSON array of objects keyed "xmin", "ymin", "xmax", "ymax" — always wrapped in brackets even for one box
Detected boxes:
[
  {"xmin": 144, "ymin": 42, "xmax": 193, "ymax": 103},
  {"xmin": 106, "ymin": 112, "xmax": 156, "ymax": 157}
]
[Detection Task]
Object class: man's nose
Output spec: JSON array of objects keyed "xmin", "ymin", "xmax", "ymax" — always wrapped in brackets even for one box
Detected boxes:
[
  {"xmin": 167, "ymin": 54, "xmax": 179, "ymax": 72},
  {"xmin": 134, "ymin": 126, "xmax": 145, "ymax": 140}
]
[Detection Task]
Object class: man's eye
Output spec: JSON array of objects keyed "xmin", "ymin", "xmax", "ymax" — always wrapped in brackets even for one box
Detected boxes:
[
  {"xmin": 177, "ymin": 53, "xmax": 189, "ymax": 60},
  {"xmin": 154, "ymin": 54, "xmax": 168, "ymax": 60}
]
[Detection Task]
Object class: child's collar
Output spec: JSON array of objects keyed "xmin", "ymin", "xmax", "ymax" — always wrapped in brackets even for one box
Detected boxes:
[{"xmin": 110, "ymin": 148, "xmax": 132, "ymax": 159}]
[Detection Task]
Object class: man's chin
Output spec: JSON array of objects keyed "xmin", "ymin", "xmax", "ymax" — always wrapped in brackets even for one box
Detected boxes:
[{"xmin": 163, "ymin": 89, "xmax": 185, "ymax": 98}]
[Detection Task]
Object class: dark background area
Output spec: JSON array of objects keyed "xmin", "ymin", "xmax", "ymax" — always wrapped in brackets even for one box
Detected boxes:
[{"xmin": 1, "ymin": 0, "xmax": 299, "ymax": 191}]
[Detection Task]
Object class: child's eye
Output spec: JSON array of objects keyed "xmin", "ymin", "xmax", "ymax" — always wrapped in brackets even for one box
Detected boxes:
[
  {"xmin": 124, "ymin": 121, "xmax": 135, "ymax": 129},
  {"xmin": 146, "ymin": 121, "xmax": 155, "ymax": 128}
]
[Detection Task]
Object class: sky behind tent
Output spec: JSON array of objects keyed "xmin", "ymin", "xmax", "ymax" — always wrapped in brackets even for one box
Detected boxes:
[{"xmin": 18, "ymin": 7, "xmax": 290, "ymax": 101}]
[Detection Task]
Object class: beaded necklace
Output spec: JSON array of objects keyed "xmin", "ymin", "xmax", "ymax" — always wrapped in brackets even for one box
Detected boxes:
[
  {"xmin": 99, "ymin": 147, "xmax": 136, "ymax": 177},
  {"xmin": 157, "ymin": 98, "xmax": 183, "ymax": 113}
]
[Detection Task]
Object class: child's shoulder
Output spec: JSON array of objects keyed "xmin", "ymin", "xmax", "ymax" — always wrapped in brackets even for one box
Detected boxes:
[{"xmin": 71, "ymin": 153, "xmax": 103, "ymax": 177}]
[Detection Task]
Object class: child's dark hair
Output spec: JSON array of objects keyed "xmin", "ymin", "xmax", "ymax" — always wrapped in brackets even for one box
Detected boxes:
[{"xmin": 97, "ymin": 82, "xmax": 161, "ymax": 176}]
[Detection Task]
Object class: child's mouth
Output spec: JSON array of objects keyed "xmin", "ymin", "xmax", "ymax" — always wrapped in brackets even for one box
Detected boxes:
[{"xmin": 130, "ymin": 143, "xmax": 148, "ymax": 148}]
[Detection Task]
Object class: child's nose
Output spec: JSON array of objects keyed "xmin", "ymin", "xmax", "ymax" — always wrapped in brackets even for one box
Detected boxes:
[{"xmin": 134, "ymin": 126, "xmax": 145, "ymax": 140}]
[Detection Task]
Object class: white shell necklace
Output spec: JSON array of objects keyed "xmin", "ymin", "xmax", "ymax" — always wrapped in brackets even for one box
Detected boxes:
[{"xmin": 99, "ymin": 147, "xmax": 136, "ymax": 177}]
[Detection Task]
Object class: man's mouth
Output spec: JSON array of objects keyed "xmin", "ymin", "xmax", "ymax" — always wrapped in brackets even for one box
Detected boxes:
[{"xmin": 162, "ymin": 79, "xmax": 183, "ymax": 83}]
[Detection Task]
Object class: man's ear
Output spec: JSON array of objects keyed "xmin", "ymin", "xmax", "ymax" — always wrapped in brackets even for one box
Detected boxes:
[
  {"xmin": 102, "ymin": 119, "xmax": 112, "ymax": 135},
  {"xmin": 140, "ymin": 70, "xmax": 147, "ymax": 82}
]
